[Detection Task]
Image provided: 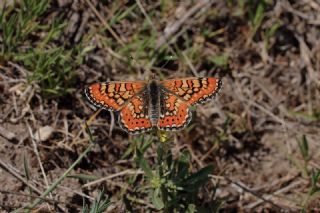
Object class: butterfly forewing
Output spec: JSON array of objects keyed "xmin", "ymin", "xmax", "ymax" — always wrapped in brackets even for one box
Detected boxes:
[
  {"xmin": 160, "ymin": 77, "xmax": 222, "ymax": 106},
  {"xmin": 85, "ymin": 81, "xmax": 146, "ymax": 111}
]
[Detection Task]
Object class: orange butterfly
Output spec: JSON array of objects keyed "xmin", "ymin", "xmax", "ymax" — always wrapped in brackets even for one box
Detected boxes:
[{"xmin": 85, "ymin": 77, "xmax": 222, "ymax": 134}]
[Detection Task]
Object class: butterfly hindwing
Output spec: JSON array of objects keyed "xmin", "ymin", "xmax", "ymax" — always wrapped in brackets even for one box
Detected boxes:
[
  {"xmin": 157, "ymin": 90, "xmax": 192, "ymax": 131},
  {"xmin": 161, "ymin": 77, "xmax": 222, "ymax": 106},
  {"xmin": 119, "ymin": 94, "xmax": 153, "ymax": 134},
  {"xmin": 85, "ymin": 81, "xmax": 146, "ymax": 111}
]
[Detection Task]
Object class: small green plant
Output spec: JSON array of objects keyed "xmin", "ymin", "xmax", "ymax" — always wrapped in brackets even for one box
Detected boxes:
[
  {"xmin": 0, "ymin": 0, "xmax": 88, "ymax": 98},
  {"xmin": 301, "ymin": 169, "xmax": 320, "ymax": 211},
  {"xmin": 288, "ymin": 110, "xmax": 320, "ymax": 122},
  {"xmin": 248, "ymin": 0, "xmax": 267, "ymax": 37},
  {"xmin": 297, "ymin": 135, "xmax": 310, "ymax": 177},
  {"xmin": 293, "ymin": 135, "xmax": 320, "ymax": 211},
  {"xmin": 16, "ymin": 47, "xmax": 77, "ymax": 97},
  {"xmin": 109, "ymin": 4, "xmax": 138, "ymax": 26},
  {"xmin": 264, "ymin": 21, "xmax": 280, "ymax": 49},
  {"xmin": 0, "ymin": 0, "xmax": 49, "ymax": 60},
  {"xmin": 125, "ymin": 132, "xmax": 222, "ymax": 212},
  {"xmin": 82, "ymin": 190, "xmax": 111, "ymax": 213},
  {"xmin": 121, "ymin": 135, "xmax": 154, "ymax": 160}
]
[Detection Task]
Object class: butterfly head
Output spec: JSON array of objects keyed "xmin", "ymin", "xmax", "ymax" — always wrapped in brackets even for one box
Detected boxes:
[{"xmin": 151, "ymin": 73, "xmax": 156, "ymax": 80}]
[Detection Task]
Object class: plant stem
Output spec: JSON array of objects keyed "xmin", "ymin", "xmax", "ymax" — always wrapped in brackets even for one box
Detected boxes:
[{"xmin": 156, "ymin": 133, "xmax": 171, "ymax": 212}]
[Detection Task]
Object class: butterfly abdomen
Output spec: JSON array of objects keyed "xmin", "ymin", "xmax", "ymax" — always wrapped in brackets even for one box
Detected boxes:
[{"xmin": 148, "ymin": 81, "xmax": 161, "ymax": 126}]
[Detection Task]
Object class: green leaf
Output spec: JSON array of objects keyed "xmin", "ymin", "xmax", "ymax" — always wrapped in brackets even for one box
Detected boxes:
[
  {"xmin": 122, "ymin": 144, "xmax": 134, "ymax": 159},
  {"xmin": 298, "ymin": 135, "xmax": 309, "ymax": 161},
  {"xmin": 252, "ymin": 2, "xmax": 265, "ymax": 30},
  {"xmin": 266, "ymin": 22, "xmax": 280, "ymax": 38},
  {"xmin": 179, "ymin": 150, "xmax": 190, "ymax": 164},
  {"xmin": 151, "ymin": 188, "xmax": 164, "ymax": 210},
  {"xmin": 140, "ymin": 137, "xmax": 153, "ymax": 153},
  {"xmin": 87, "ymin": 190, "xmax": 111, "ymax": 213},
  {"xmin": 136, "ymin": 150, "xmax": 153, "ymax": 178},
  {"xmin": 186, "ymin": 204, "xmax": 196, "ymax": 213},
  {"xmin": 182, "ymin": 165, "xmax": 213, "ymax": 192},
  {"xmin": 311, "ymin": 169, "xmax": 320, "ymax": 194},
  {"xmin": 163, "ymin": 55, "xmax": 177, "ymax": 60},
  {"xmin": 81, "ymin": 45, "xmax": 95, "ymax": 56},
  {"xmin": 175, "ymin": 151, "xmax": 190, "ymax": 180},
  {"xmin": 109, "ymin": 4, "xmax": 137, "ymax": 26},
  {"xmin": 23, "ymin": 154, "xmax": 30, "ymax": 180},
  {"xmin": 209, "ymin": 53, "xmax": 229, "ymax": 67}
]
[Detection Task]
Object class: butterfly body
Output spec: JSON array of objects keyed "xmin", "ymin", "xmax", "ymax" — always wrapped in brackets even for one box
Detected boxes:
[
  {"xmin": 148, "ymin": 80, "xmax": 161, "ymax": 126},
  {"xmin": 85, "ymin": 77, "xmax": 222, "ymax": 134}
]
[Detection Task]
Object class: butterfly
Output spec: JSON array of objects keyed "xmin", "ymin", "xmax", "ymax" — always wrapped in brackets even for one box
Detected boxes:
[{"xmin": 85, "ymin": 77, "xmax": 222, "ymax": 134}]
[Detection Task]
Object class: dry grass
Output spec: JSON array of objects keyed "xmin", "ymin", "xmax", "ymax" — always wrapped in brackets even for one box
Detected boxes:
[{"xmin": 0, "ymin": 0, "xmax": 320, "ymax": 212}]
